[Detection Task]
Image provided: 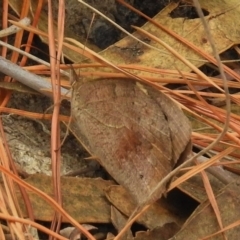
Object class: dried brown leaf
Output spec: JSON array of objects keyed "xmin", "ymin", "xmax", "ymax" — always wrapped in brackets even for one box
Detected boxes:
[
  {"xmin": 105, "ymin": 185, "xmax": 184, "ymax": 229},
  {"xmin": 170, "ymin": 180, "xmax": 240, "ymax": 240},
  {"xmin": 16, "ymin": 174, "xmax": 113, "ymax": 223}
]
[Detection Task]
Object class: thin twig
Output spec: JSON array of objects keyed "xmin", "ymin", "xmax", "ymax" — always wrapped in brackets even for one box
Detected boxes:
[
  {"xmin": 0, "ymin": 40, "xmax": 69, "ymax": 77},
  {"xmin": 0, "ymin": 56, "xmax": 69, "ymax": 98},
  {"xmin": 0, "ymin": 17, "xmax": 31, "ymax": 38}
]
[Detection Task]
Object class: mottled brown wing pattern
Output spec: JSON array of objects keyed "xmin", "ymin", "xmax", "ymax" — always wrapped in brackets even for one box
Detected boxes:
[{"xmin": 71, "ymin": 79, "xmax": 191, "ymax": 204}]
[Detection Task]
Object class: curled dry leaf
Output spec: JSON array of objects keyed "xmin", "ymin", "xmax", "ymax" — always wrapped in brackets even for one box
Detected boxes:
[
  {"xmin": 106, "ymin": 185, "xmax": 184, "ymax": 229},
  {"xmin": 60, "ymin": 224, "xmax": 97, "ymax": 240},
  {"xmin": 111, "ymin": 206, "xmax": 133, "ymax": 239},
  {"xmin": 170, "ymin": 180, "xmax": 240, "ymax": 239},
  {"xmin": 71, "ymin": 78, "xmax": 191, "ymax": 205}
]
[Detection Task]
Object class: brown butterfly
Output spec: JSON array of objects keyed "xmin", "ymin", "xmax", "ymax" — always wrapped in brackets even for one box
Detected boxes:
[{"xmin": 71, "ymin": 77, "xmax": 191, "ymax": 205}]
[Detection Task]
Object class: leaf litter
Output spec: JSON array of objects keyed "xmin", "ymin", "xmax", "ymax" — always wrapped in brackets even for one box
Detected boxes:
[{"xmin": 1, "ymin": 0, "xmax": 240, "ymax": 239}]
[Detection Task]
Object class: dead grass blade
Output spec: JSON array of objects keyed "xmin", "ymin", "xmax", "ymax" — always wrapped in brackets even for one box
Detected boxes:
[
  {"xmin": 201, "ymin": 220, "xmax": 240, "ymax": 240},
  {"xmin": 0, "ymin": 136, "xmax": 25, "ymax": 239},
  {"xmin": 47, "ymin": 0, "xmax": 64, "ymax": 236},
  {"xmin": 198, "ymin": 163, "xmax": 227, "ymax": 240},
  {"xmin": 0, "ymin": 139, "xmax": 95, "ymax": 239}
]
